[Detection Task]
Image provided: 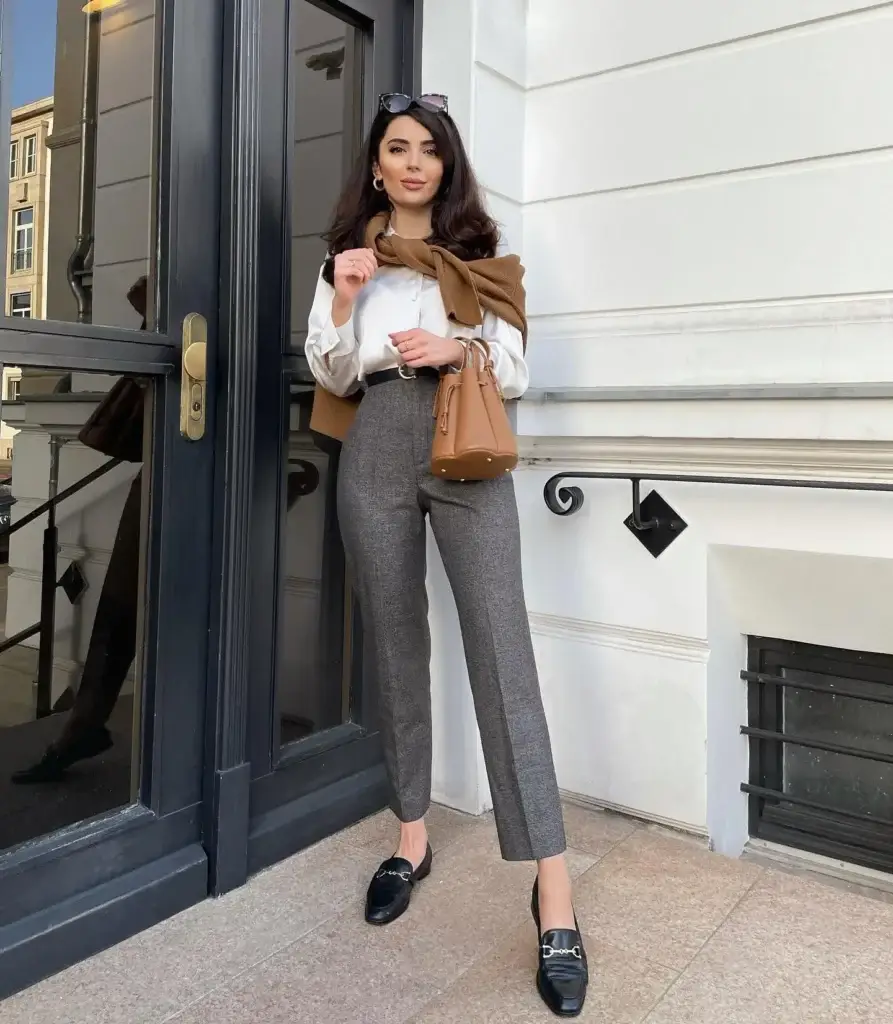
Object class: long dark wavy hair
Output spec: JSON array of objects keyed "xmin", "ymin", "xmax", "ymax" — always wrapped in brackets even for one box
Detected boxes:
[{"xmin": 321, "ymin": 105, "xmax": 500, "ymax": 285}]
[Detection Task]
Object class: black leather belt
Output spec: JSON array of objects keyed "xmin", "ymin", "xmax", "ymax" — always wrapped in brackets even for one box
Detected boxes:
[{"xmin": 365, "ymin": 366, "xmax": 441, "ymax": 388}]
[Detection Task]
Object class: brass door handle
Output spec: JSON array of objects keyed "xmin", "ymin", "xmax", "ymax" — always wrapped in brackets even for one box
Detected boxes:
[{"xmin": 180, "ymin": 312, "xmax": 208, "ymax": 440}]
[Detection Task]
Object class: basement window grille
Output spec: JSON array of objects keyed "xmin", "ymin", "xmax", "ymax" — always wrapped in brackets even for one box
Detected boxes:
[{"xmin": 742, "ymin": 637, "xmax": 893, "ymax": 873}]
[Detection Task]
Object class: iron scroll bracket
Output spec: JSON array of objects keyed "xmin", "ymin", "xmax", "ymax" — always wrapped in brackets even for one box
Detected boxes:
[{"xmin": 543, "ymin": 470, "xmax": 893, "ymax": 558}]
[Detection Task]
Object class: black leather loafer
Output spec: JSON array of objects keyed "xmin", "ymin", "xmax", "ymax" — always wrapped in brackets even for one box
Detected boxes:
[
  {"xmin": 11, "ymin": 727, "xmax": 113, "ymax": 785},
  {"xmin": 365, "ymin": 843, "xmax": 433, "ymax": 925},
  {"xmin": 531, "ymin": 878, "xmax": 589, "ymax": 1018}
]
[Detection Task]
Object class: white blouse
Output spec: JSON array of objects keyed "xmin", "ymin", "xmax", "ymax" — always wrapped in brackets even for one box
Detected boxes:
[{"xmin": 304, "ymin": 259, "xmax": 529, "ymax": 400}]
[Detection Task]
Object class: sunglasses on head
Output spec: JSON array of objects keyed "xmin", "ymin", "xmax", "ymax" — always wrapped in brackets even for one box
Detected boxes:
[{"xmin": 379, "ymin": 92, "xmax": 449, "ymax": 116}]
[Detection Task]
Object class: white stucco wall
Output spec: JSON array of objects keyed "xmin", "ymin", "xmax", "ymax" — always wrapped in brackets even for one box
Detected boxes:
[{"xmin": 422, "ymin": 0, "xmax": 893, "ymax": 849}]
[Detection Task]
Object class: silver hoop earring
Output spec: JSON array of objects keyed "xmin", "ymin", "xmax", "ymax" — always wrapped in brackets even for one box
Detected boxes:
[{"xmin": 373, "ymin": 176, "xmax": 385, "ymax": 192}]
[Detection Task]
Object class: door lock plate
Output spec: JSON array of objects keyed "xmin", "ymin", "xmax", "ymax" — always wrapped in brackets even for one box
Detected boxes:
[{"xmin": 180, "ymin": 313, "xmax": 208, "ymax": 440}]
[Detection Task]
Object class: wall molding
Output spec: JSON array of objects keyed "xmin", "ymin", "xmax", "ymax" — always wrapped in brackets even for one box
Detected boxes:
[
  {"xmin": 528, "ymin": 294, "xmax": 893, "ymax": 339},
  {"xmin": 524, "ymin": 383, "xmax": 893, "ymax": 402},
  {"xmin": 282, "ymin": 575, "xmax": 320, "ymax": 600},
  {"xmin": 526, "ymin": 1, "xmax": 893, "ymax": 92},
  {"xmin": 560, "ymin": 790, "xmax": 708, "ymax": 838},
  {"xmin": 518, "ymin": 436, "xmax": 893, "ymax": 484},
  {"xmin": 58, "ymin": 543, "xmax": 113, "ymax": 568},
  {"xmin": 529, "ymin": 611, "xmax": 709, "ymax": 664},
  {"xmin": 475, "ymin": 58, "xmax": 525, "ymax": 93}
]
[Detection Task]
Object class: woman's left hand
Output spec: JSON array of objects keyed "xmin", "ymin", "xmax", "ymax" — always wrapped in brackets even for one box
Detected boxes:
[{"xmin": 390, "ymin": 330, "xmax": 465, "ymax": 369}]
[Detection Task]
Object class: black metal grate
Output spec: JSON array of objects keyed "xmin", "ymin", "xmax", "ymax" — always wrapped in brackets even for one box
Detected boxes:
[{"xmin": 742, "ymin": 637, "xmax": 893, "ymax": 873}]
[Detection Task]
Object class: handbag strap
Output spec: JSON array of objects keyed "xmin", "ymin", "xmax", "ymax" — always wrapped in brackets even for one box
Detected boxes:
[
  {"xmin": 444, "ymin": 337, "xmax": 492, "ymax": 372},
  {"xmin": 439, "ymin": 338, "xmax": 503, "ymax": 397},
  {"xmin": 466, "ymin": 338, "xmax": 505, "ymax": 399}
]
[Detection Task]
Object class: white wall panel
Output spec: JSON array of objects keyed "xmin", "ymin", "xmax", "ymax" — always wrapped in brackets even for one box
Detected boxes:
[
  {"xmin": 472, "ymin": 67, "xmax": 525, "ymax": 200},
  {"xmin": 92, "ymin": 179, "xmax": 152, "ymax": 267},
  {"xmin": 487, "ymin": 192, "xmax": 523, "ymax": 254},
  {"xmin": 518, "ymin": 397, "xmax": 893, "ymax": 443},
  {"xmin": 536, "ymin": 632, "xmax": 709, "ymax": 830},
  {"xmin": 97, "ymin": 12, "xmax": 155, "ymax": 111},
  {"xmin": 525, "ymin": 301, "xmax": 893, "ymax": 391},
  {"xmin": 476, "ymin": 0, "xmax": 527, "ymax": 84},
  {"xmin": 527, "ymin": 0, "xmax": 888, "ymax": 86},
  {"xmin": 524, "ymin": 153, "xmax": 893, "ymax": 316},
  {"xmin": 94, "ymin": 102, "xmax": 153, "ymax": 188},
  {"xmin": 527, "ymin": 11, "xmax": 893, "ymax": 199},
  {"xmin": 421, "ymin": 0, "xmax": 475, "ymax": 138},
  {"xmin": 91, "ymin": 261, "xmax": 150, "ymax": 328}
]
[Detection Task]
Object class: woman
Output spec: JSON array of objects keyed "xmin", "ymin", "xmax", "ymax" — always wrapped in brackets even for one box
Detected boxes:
[{"xmin": 305, "ymin": 93, "xmax": 587, "ymax": 1017}]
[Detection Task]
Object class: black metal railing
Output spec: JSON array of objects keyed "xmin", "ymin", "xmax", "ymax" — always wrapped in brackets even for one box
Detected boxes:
[
  {"xmin": 544, "ymin": 470, "xmax": 893, "ymax": 557},
  {"xmin": 0, "ymin": 455, "xmax": 121, "ymax": 717},
  {"xmin": 545, "ymin": 469, "xmax": 893, "ymax": 514},
  {"xmin": 0, "ymin": 622, "xmax": 41, "ymax": 657}
]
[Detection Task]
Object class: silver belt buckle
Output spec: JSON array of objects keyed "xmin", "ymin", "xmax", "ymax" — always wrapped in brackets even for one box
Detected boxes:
[{"xmin": 398, "ymin": 364, "xmax": 417, "ymax": 380}]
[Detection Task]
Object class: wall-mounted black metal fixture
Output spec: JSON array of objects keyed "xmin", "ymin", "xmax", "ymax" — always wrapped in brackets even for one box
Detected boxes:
[
  {"xmin": 742, "ymin": 637, "xmax": 893, "ymax": 874},
  {"xmin": 306, "ymin": 47, "xmax": 346, "ymax": 80},
  {"xmin": 543, "ymin": 469, "xmax": 893, "ymax": 558}
]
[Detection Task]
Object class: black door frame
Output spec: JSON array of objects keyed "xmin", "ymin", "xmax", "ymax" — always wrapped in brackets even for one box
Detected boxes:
[
  {"xmin": 0, "ymin": 0, "xmax": 222, "ymax": 996},
  {"xmin": 231, "ymin": 0, "xmax": 420, "ymax": 882}
]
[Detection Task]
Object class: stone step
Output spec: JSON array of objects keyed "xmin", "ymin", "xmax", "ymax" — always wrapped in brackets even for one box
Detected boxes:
[
  {"xmin": 0, "ymin": 641, "xmax": 39, "ymax": 678},
  {"xmin": 0, "ymin": 662, "xmax": 36, "ymax": 726}
]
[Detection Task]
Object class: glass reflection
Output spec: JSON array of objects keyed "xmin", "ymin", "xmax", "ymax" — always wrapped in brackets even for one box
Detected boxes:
[
  {"xmin": 0, "ymin": 364, "xmax": 148, "ymax": 852},
  {"xmin": 289, "ymin": 0, "xmax": 360, "ymax": 356},
  {"xmin": 278, "ymin": 383, "xmax": 350, "ymax": 744},
  {"xmin": 276, "ymin": 1, "xmax": 362, "ymax": 745},
  {"xmin": 5, "ymin": 0, "xmax": 157, "ymax": 329},
  {"xmin": 783, "ymin": 672, "xmax": 893, "ymax": 821}
]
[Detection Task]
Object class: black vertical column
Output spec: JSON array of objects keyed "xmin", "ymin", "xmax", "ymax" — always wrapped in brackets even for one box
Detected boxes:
[{"xmin": 206, "ymin": 0, "xmax": 262, "ymax": 896}]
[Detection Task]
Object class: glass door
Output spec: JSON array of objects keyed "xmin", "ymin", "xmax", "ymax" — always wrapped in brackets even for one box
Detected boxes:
[
  {"xmin": 246, "ymin": 0, "xmax": 414, "ymax": 871},
  {"xmin": 0, "ymin": 0, "xmax": 222, "ymax": 995}
]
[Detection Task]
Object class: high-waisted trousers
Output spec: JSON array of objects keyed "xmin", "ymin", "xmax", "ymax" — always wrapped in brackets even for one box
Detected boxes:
[{"xmin": 337, "ymin": 374, "xmax": 566, "ymax": 862}]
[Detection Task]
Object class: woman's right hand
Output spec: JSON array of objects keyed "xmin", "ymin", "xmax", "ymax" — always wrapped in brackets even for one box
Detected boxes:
[{"xmin": 333, "ymin": 248, "xmax": 377, "ymax": 307}]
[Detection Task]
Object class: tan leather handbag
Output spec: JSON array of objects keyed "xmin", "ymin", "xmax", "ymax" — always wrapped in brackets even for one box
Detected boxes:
[{"xmin": 431, "ymin": 339, "xmax": 518, "ymax": 481}]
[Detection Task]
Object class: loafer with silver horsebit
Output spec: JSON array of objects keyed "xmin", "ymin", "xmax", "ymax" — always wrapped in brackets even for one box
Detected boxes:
[
  {"xmin": 531, "ymin": 878, "xmax": 589, "ymax": 1017},
  {"xmin": 365, "ymin": 843, "xmax": 433, "ymax": 925}
]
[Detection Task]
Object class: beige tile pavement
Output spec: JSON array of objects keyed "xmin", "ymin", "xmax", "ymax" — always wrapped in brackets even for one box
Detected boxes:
[
  {"xmin": 0, "ymin": 954, "xmax": 180, "ymax": 1024},
  {"xmin": 572, "ymin": 826, "xmax": 763, "ymax": 971},
  {"xmin": 642, "ymin": 868, "xmax": 893, "ymax": 1024},
  {"xmin": 7, "ymin": 801, "xmax": 893, "ymax": 1024},
  {"xmin": 406, "ymin": 930, "xmax": 677, "ymax": 1024}
]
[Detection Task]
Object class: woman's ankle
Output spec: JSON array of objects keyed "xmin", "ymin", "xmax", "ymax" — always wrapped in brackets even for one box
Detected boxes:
[
  {"xmin": 396, "ymin": 818, "xmax": 429, "ymax": 867},
  {"xmin": 538, "ymin": 853, "xmax": 571, "ymax": 882},
  {"xmin": 536, "ymin": 854, "xmax": 576, "ymax": 930}
]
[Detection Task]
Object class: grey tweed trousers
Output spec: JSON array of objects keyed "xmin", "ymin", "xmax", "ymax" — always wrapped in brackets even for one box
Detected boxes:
[{"xmin": 337, "ymin": 375, "xmax": 566, "ymax": 862}]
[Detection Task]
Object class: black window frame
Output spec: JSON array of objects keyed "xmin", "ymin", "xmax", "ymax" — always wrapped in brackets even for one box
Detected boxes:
[{"xmin": 744, "ymin": 636, "xmax": 893, "ymax": 874}]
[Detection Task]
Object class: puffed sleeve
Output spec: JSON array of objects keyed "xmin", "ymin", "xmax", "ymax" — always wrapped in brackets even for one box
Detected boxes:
[
  {"xmin": 480, "ymin": 310, "xmax": 529, "ymax": 399},
  {"xmin": 304, "ymin": 265, "xmax": 361, "ymax": 397}
]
